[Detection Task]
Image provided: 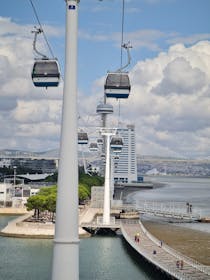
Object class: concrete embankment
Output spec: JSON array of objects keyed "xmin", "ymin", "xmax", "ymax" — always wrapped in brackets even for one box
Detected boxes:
[
  {"xmin": 0, "ymin": 207, "xmax": 28, "ymax": 215},
  {"xmin": 0, "ymin": 206, "xmax": 100, "ymax": 239}
]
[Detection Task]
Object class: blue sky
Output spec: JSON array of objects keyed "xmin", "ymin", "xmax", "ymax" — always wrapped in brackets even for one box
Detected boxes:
[{"xmin": 0, "ymin": 0, "xmax": 210, "ymax": 158}]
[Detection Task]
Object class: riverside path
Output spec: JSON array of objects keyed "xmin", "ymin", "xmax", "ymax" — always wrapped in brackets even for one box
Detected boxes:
[{"xmin": 121, "ymin": 220, "xmax": 210, "ymax": 280}]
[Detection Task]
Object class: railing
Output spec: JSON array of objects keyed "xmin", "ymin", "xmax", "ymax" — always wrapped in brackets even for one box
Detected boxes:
[
  {"xmin": 139, "ymin": 220, "xmax": 210, "ymax": 276},
  {"xmin": 135, "ymin": 201, "xmax": 202, "ymax": 220}
]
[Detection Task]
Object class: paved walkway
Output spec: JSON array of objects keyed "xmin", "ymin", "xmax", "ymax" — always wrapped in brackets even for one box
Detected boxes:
[{"xmin": 121, "ymin": 220, "xmax": 210, "ymax": 280}]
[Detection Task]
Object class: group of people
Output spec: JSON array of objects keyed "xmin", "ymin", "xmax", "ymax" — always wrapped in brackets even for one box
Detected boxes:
[
  {"xmin": 176, "ymin": 260, "xmax": 184, "ymax": 269},
  {"xmin": 186, "ymin": 202, "xmax": 193, "ymax": 213}
]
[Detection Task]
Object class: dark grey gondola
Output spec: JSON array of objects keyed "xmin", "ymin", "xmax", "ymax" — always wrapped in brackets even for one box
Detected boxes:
[
  {"xmin": 89, "ymin": 142, "xmax": 98, "ymax": 152},
  {"xmin": 97, "ymin": 138, "xmax": 103, "ymax": 145},
  {"xmin": 78, "ymin": 132, "xmax": 88, "ymax": 145},
  {"xmin": 96, "ymin": 103, "xmax": 114, "ymax": 114},
  {"xmin": 110, "ymin": 136, "xmax": 123, "ymax": 153},
  {"xmin": 104, "ymin": 72, "xmax": 131, "ymax": 98},
  {"xmin": 32, "ymin": 59, "xmax": 60, "ymax": 87}
]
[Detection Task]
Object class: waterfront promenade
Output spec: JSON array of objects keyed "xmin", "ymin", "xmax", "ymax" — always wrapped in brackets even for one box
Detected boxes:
[{"xmin": 121, "ymin": 220, "xmax": 210, "ymax": 280}]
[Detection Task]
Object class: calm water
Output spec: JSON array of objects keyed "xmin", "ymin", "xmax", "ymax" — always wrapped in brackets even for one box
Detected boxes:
[
  {"xmin": 0, "ymin": 216, "xmax": 156, "ymax": 280},
  {"xmin": 0, "ymin": 176, "xmax": 209, "ymax": 279},
  {"xmin": 126, "ymin": 176, "xmax": 210, "ymax": 233}
]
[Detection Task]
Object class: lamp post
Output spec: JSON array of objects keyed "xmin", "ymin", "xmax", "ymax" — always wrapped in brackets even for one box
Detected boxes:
[
  {"xmin": 51, "ymin": 1, "xmax": 80, "ymax": 279},
  {"xmin": 13, "ymin": 166, "xmax": 17, "ymax": 185}
]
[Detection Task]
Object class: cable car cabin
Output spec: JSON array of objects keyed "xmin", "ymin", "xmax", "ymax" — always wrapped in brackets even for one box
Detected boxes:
[
  {"xmin": 32, "ymin": 59, "xmax": 60, "ymax": 88},
  {"xmin": 110, "ymin": 136, "xmax": 123, "ymax": 153},
  {"xmin": 101, "ymin": 153, "xmax": 105, "ymax": 159},
  {"xmin": 78, "ymin": 132, "xmax": 88, "ymax": 145},
  {"xmin": 101, "ymin": 153, "xmax": 106, "ymax": 163},
  {"xmin": 96, "ymin": 103, "xmax": 113, "ymax": 114},
  {"xmin": 104, "ymin": 72, "xmax": 131, "ymax": 99},
  {"xmin": 89, "ymin": 143, "xmax": 98, "ymax": 152},
  {"xmin": 97, "ymin": 138, "xmax": 103, "ymax": 145}
]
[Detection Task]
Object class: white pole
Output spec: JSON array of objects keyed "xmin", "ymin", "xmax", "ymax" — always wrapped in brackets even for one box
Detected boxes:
[
  {"xmin": 13, "ymin": 166, "xmax": 17, "ymax": 185},
  {"xmin": 103, "ymin": 133, "xmax": 111, "ymax": 224},
  {"xmin": 51, "ymin": 1, "xmax": 79, "ymax": 280}
]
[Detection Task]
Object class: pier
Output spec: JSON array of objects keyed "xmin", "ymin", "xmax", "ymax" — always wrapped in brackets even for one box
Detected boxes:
[
  {"xmin": 121, "ymin": 220, "xmax": 210, "ymax": 280},
  {"xmin": 131, "ymin": 201, "xmax": 202, "ymax": 222},
  {"xmin": 80, "ymin": 207, "xmax": 210, "ymax": 280}
]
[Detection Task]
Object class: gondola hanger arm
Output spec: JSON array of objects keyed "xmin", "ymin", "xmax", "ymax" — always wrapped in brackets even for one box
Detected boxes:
[
  {"xmin": 32, "ymin": 27, "xmax": 48, "ymax": 59},
  {"xmin": 116, "ymin": 42, "xmax": 132, "ymax": 72}
]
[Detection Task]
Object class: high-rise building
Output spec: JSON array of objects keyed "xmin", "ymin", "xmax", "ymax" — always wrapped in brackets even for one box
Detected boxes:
[{"xmin": 113, "ymin": 124, "xmax": 137, "ymax": 184}]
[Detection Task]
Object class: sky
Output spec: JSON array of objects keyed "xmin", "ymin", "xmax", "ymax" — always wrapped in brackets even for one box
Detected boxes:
[{"xmin": 0, "ymin": 0, "xmax": 210, "ymax": 159}]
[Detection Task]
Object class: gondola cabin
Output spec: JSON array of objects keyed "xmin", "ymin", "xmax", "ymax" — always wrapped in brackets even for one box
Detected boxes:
[
  {"xmin": 78, "ymin": 132, "xmax": 88, "ymax": 145},
  {"xmin": 96, "ymin": 103, "xmax": 113, "ymax": 114},
  {"xmin": 110, "ymin": 136, "xmax": 123, "ymax": 153},
  {"xmin": 104, "ymin": 72, "xmax": 131, "ymax": 99},
  {"xmin": 97, "ymin": 138, "xmax": 103, "ymax": 145},
  {"xmin": 89, "ymin": 143, "xmax": 98, "ymax": 152},
  {"xmin": 101, "ymin": 153, "xmax": 106, "ymax": 163},
  {"xmin": 32, "ymin": 59, "xmax": 60, "ymax": 87}
]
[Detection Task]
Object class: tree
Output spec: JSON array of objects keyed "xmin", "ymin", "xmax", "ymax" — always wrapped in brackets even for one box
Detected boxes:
[
  {"xmin": 26, "ymin": 194, "xmax": 46, "ymax": 219},
  {"xmin": 45, "ymin": 193, "xmax": 56, "ymax": 222},
  {"xmin": 26, "ymin": 185, "xmax": 57, "ymax": 220},
  {"xmin": 25, "ymin": 173, "xmax": 104, "ymax": 215},
  {"xmin": 78, "ymin": 183, "xmax": 90, "ymax": 203}
]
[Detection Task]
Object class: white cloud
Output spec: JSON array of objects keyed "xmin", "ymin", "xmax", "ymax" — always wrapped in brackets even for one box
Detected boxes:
[
  {"xmin": 167, "ymin": 33, "xmax": 210, "ymax": 46},
  {"xmin": 154, "ymin": 57, "xmax": 207, "ymax": 95},
  {"xmin": 78, "ymin": 40, "xmax": 210, "ymax": 158},
  {"xmin": 12, "ymin": 100, "xmax": 62, "ymax": 124},
  {"xmin": 125, "ymin": 41, "xmax": 210, "ymax": 157},
  {"xmin": 0, "ymin": 16, "xmax": 210, "ymax": 158},
  {"xmin": 0, "ymin": 17, "xmax": 63, "ymax": 151}
]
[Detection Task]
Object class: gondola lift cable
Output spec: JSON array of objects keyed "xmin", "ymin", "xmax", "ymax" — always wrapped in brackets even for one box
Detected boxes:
[
  {"xmin": 104, "ymin": 0, "xmax": 132, "ymax": 100},
  {"xmin": 29, "ymin": 0, "xmax": 55, "ymax": 58}
]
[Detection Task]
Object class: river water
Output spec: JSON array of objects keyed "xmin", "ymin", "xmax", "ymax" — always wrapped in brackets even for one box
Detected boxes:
[
  {"xmin": 126, "ymin": 176, "xmax": 210, "ymax": 233},
  {"xmin": 0, "ymin": 217, "xmax": 157, "ymax": 280},
  {"xmin": 0, "ymin": 176, "xmax": 209, "ymax": 280}
]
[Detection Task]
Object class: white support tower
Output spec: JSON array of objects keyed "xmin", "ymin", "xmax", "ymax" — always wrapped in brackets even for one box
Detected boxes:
[
  {"xmin": 101, "ymin": 129, "xmax": 115, "ymax": 225},
  {"xmin": 51, "ymin": 1, "xmax": 80, "ymax": 280}
]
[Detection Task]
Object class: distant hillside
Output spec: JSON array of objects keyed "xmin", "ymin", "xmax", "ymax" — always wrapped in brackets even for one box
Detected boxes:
[{"xmin": 0, "ymin": 149, "xmax": 59, "ymax": 159}]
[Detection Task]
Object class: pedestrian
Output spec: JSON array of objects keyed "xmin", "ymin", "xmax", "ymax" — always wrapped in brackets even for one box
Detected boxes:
[
  {"xmin": 176, "ymin": 260, "xmax": 180, "ymax": 269},
  {"xmin": 180, "ymin": 260, "xmax": 184, "ymax": 269},
  {"xmin": 186, "ymin": 202, "xmax": 189, "ymax": 213},
  {"xmin": 189, "ymin": 204, "xmax": 192, "ymax": 213},
  {"xmin": 160, "ymin": 240, "xmax": 163, "ymax": 247}
]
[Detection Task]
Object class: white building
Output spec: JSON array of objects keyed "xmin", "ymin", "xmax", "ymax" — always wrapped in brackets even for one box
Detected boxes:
[
  {"xmin": 0, "ymin": 184, "xmax": 8, "ymax": 202},
  {"xmin": 0, "ymin": 183, "xmax": 40, "ymax": 208},
  {"xmin": 113, "ymin": 124, "xmax": 137, "ymax": 184},
  {"xmin": 0, "ymin": 183, "xmax": 13, "ymax": 207}
]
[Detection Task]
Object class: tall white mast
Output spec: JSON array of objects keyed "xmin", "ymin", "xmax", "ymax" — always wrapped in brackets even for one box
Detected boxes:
[{"xmin": 51, "ymin": 1, "xmax": 80, "ymax": 279}]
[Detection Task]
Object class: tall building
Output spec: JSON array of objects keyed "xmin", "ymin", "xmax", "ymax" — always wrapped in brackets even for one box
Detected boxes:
[{"xmin": 113, "ymin": 124, "xmax": 137, "ymax": 184}]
